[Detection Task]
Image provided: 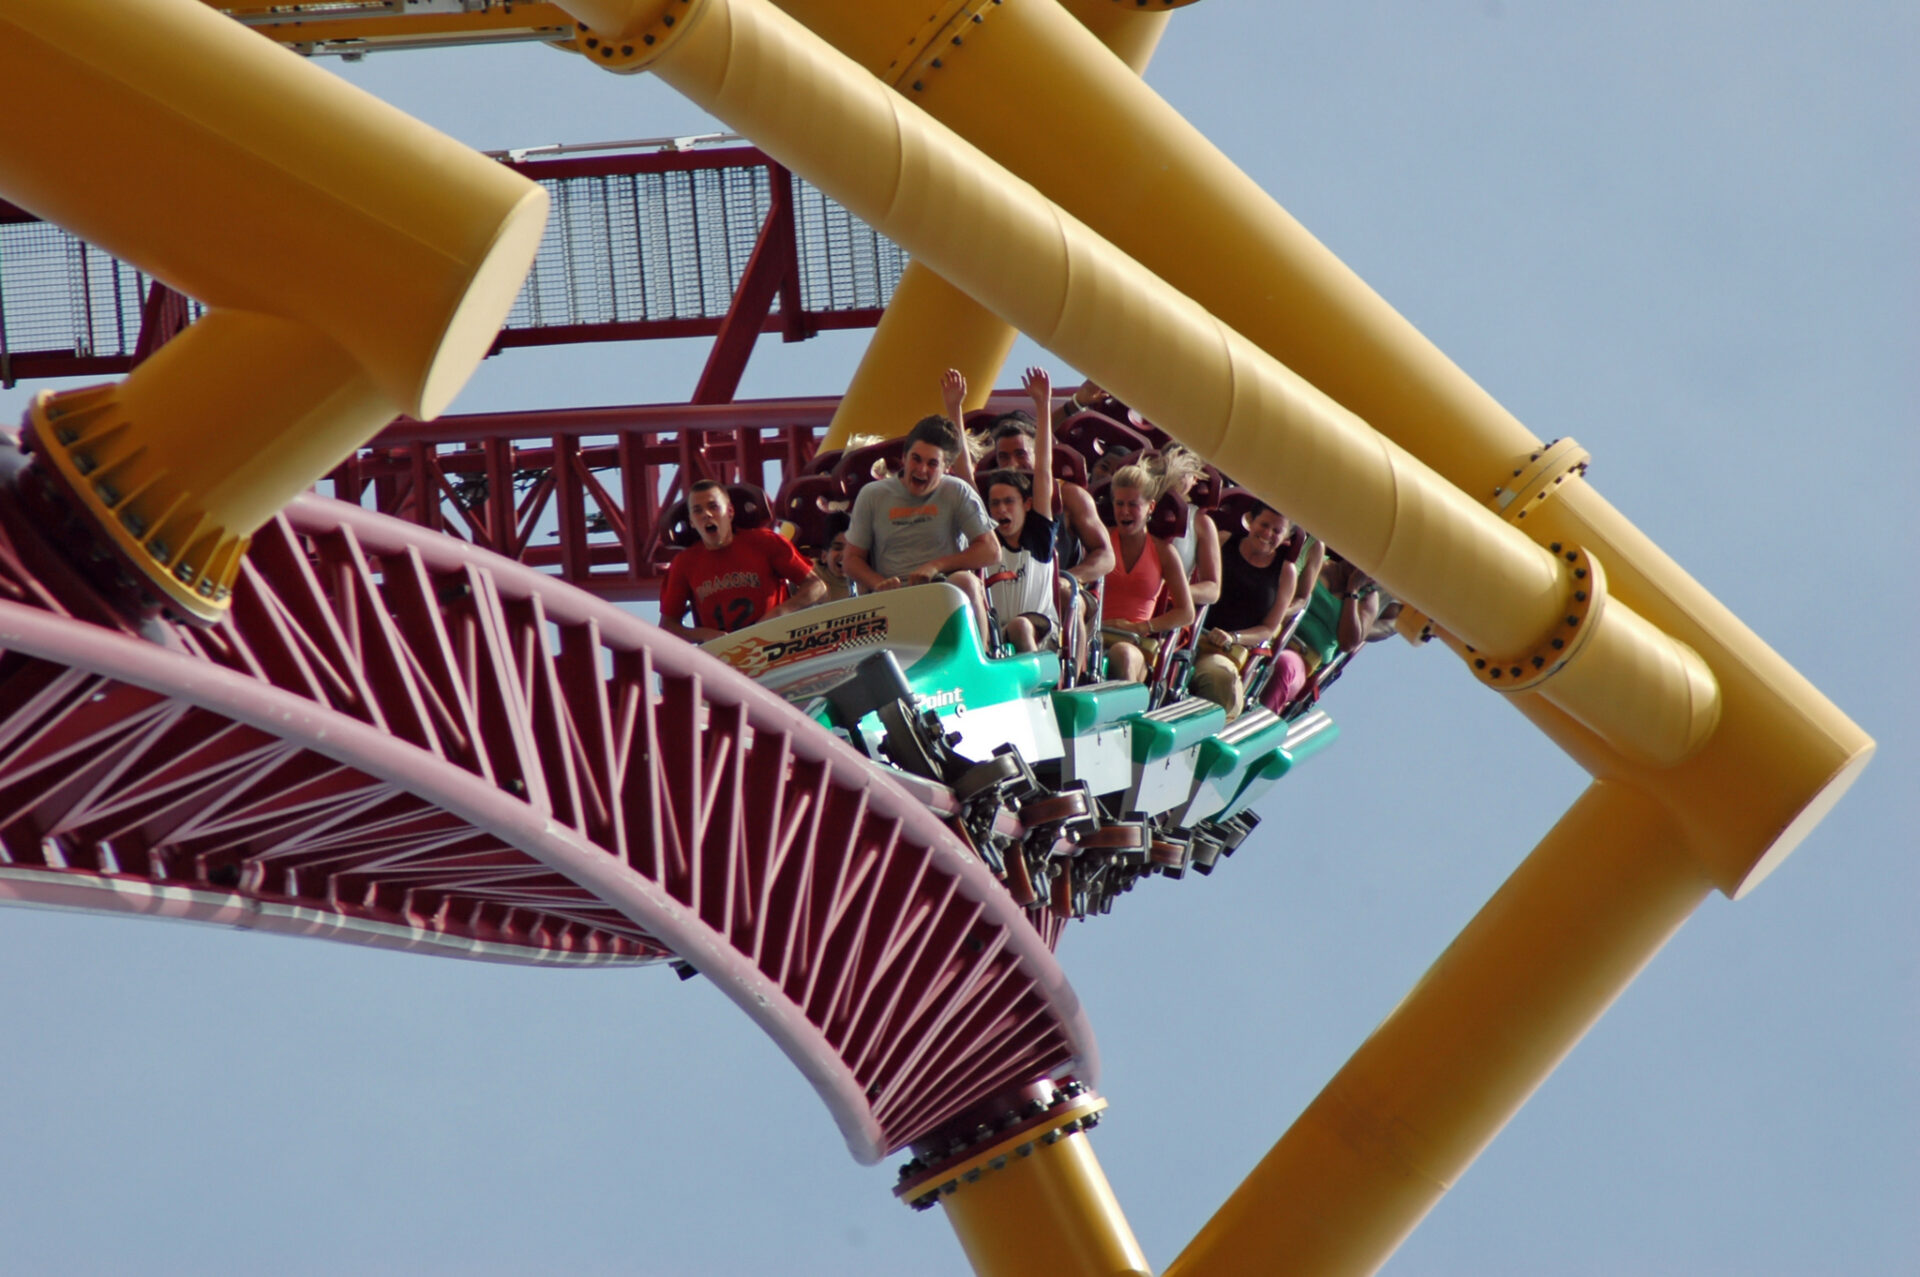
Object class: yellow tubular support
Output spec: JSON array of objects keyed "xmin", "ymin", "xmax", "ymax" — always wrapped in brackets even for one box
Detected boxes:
[
  {"xmin": 574, "ymin": 0, "xmax": 1716, "ymax": 771},
  {"xmin": 938, "ymin": 1128, "xmax": 1151, "ymax": 1277},
  {"xmin": 764, "ymin": 0, "xmax": 1868, "ymax": 888},
  {"xmin": 0, "ymin": 0, "xmax": 546, "ymax": 620},
  {"xmin": 821, "ymin": 0, "xmax": 1170, "ymax": 448},
  {"xmin": 825, "ymin": 266, "xmax": 1021, "ymax": 447},
  {"xmin": 1164, "ymin": 782, "xmax": 1714, "ymax": 1277},
  {"xmin": 770, "ymin": 0, "xmax": 1538, "ymax": 494}
]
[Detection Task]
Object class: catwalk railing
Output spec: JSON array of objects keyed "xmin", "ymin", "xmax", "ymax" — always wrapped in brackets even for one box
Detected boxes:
[{"xmin": 0, "ymin": 145, "xmax": 902, "ymax": 390}]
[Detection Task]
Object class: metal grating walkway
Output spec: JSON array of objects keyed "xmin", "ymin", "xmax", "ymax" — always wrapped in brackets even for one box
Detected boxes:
[{"xmin": 0, "ymin": 145, "xmax": 904, "ymax": 385}]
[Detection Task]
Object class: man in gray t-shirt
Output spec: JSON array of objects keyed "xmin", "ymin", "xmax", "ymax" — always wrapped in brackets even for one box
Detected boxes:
[
  {"xmin": 849, "ymin": 472, "xmax": 994, "ymax": 579},
  {"xmin": 842, "ymin": 398, "xmax": 999, "ymax": 645}
]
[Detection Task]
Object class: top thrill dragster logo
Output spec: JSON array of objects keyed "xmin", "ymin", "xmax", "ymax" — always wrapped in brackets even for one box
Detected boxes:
[{"xmin": 716, "ymin": 608, "xmax": 889, "ymax": 679}]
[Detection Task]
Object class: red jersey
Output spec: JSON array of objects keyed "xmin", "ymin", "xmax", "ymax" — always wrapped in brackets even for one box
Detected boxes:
[{"xmin": 661, "ymin": 529, "xmax": 815, "ymax": 633}]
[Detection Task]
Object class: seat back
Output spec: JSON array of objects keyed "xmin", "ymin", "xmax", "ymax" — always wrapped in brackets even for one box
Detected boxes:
[
  {"xmin": 799, "ymin": 447, "xmax": 843, "ymax": 477},
  {"xmin": 831, "ymin": 437, "xmax": 908, "ymax": 486},
  {"xmin": 663, "ymin": 483, "xmax": 774, "ymax": 548},
  {"xmin": 1060, "ymin": 411, "xmax": 1152, "ymax": 479},
  {"xmin": 1187, "ymin": 463, "xmax": 1225, "ymax": 510},
  {"xmin": 1209, "ymin": 487, "xmax": 1264, "ymax": 536},
  {"xmin": 1050, "ymin": 442, "xmax": 1089, "ymax": 488},
  {"xmin": 771, "ymin": 472, "xmax": 848, "ymax": 552}
]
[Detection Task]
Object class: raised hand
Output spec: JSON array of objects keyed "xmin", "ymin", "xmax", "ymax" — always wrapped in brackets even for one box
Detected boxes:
[
  {"xmin": 1022, "ymin": 365, "xmax": 1052, "ymax": 412},
  {"xmin": 940, "ymin": 367, "xmax": 967, "ymax": 421}
]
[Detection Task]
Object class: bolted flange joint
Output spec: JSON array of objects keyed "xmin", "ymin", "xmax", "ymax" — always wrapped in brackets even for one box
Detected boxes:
[
  {"xmin": 883, "ymin": 0, "xmax": 1003, "ymax": 97},
  {"xmin": 1491, "ymin": 436, "xmax": 1590, "ymax": 526},
  {"xmin": 893, "ymin": 1079, "xmax": 1106, "ymax": 1211},
  {"xmin": 21, "ymin": 387, "xmax": 243, "ymax": 624},
  {"xmin": 555, "ymin": 0, "xmax": 706, "ymax": 74},
  {"xmin": 1460, "ymin": 543, "xmax": 1606, "ymax": 694}
]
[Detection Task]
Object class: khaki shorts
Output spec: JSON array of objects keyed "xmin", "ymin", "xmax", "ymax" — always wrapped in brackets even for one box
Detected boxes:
[
  {"xmin": 1016, "ymin": 612, "xmax": 1056, "ymax": 646},
  {"xmin": 1101, "ymin": 627, "xmax": 1161, "ymax": 664}
]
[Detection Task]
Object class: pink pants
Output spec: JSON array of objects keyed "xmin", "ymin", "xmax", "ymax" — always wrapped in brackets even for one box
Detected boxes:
[{"xmin": 1259, "ymin": 650, "xmax": 1308, "ymax": 715}]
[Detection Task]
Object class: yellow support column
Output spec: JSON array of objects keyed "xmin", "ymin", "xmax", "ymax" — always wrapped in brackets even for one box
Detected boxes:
[
  {"xmin": 825, "ymin": 267, "xmax": 1021, "ymax": 447},
  {"xmin": 556, "ymin": 6, "xmax": 1871, "ymax": 1273},
  {"xmin": 0, "ymin": 0, "xmax": 546, "ymax": 620},
  {"xmin": 1164, "ymin": 782, "xmax": 1714, "ymax": 1275},
  {"xmin": 821, "ymin": 1, "xmax": 1170, "ymax": 447},
  {"xmin": 896, "ymin": 1088, "xmax": 1151, "ymax": 1277},
  {"xmin": 941, "ymin": 1133, "xmax": 1150, "ymax": 1277}
]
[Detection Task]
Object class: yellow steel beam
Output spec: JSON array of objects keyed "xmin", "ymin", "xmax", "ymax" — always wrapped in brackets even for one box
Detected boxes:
[
  {"xmin": 898, "ymin": 1092, "xmax": 1150, "ymax": 1277},
  {"xmin": 0, "ymin": 0, "xmax": 546, "ymax": 619},
  {"xmin": 548, "ymin": 4, "xmax": 1872, "ymax": 1274},
  {"xmin": 1164, "ymin": 781, "xmax": 1714, "ymax": 1275},
  {"xmin": 821, "ymin": 0, "xmax": 1171, "ymax": 447},
  {"xmin": 753, "ymin": 0, "xmax": 1868, "ymax": 887},
  {"xmin": 940, "ymin": 1130, "xmax": 1151, "ymax": 1277}
]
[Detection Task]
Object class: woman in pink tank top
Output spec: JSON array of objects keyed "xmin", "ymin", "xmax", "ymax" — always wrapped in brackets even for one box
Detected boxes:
[{"xmin": 1100, "ymin": 465, "xmax": 1195, "ymax": 683}]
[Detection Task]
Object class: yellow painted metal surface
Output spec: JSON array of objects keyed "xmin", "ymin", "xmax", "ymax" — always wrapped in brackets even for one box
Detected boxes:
[
  {"xmin": 939, "ymin": 1130, "xmax": 1152, "ymax": 1277},
  {"xmin": 553, "ymin": 2, "xmax": 1874, "ymax": 1273},
  {"xmin": 821, "ymin": 0, "xmax": 1170, "ymax": 447},
  {"xmin": 0, "ymin": 0, "xmax": 546, "ymax": 617},
  {"xmin": 825, "ymin": 265, "xmax": 1020, "ymax": 448},
  {"xmin": 764, "ymin": 0, "xmax": 1871, "ymax": 891},
  {"xmin": 1163, "ymin": 781, "xmax": 1715, "ymax": 1276},
  {"xmin": 594, "ymin": 0, "xmax": 1731, "ymax": 768}
]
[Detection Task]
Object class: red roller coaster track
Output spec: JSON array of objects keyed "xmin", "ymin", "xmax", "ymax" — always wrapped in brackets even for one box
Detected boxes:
[{"xmin": 0, "ymin": 454, "xmax": 1090, "ymax": 1163}]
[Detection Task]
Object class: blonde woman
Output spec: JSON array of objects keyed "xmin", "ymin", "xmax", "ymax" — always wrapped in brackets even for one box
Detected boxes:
[
  {"xmin": 1100, "ymin": 463, "xmax": 1195, "ymax": 683},
  {"xmin": 1146, "ymin": 446, "xmax": 1221, "ymax": 610}
]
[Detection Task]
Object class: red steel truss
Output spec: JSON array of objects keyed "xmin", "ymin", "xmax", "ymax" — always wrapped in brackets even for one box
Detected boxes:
[
  {"xmin": 0, "ymin": 135, "xmax": 1087, "ymax": 1161},
  {"xmin": 0, "ymin": 474, "xmax": 1089, "ymax": 1162},
  {"xmin": 332, "ymin": 397, "xmax": 837, "ymax": 601},
  {"xmin": 2, "ymin": 143, "xmax": 920, "ymax": 601}
]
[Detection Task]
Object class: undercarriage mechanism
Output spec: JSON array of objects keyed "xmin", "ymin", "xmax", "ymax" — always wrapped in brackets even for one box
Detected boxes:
[{"xmin": 830, "ymin": 651, "xmax": 1267, "ymax": 923}]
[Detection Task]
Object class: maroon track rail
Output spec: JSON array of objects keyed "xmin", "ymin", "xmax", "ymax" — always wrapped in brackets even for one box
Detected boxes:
[{"xmin": 0, "ymin": 480, "xmax": 1093, "ymax": 1162}]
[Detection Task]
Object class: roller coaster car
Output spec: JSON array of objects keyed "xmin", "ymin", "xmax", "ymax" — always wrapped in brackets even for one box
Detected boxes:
[{"xmin": 703, "ymin": 584, "xmax": 1336, "ymax": 918}]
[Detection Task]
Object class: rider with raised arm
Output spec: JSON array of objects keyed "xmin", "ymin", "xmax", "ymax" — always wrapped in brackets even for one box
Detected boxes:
[
  {"xmin": 984, "ymin": 377, "xmax": 1113, "ymax": 671},
  {"xmin": 842, "ymin": 388, "xmax": 998, "ymax": 646},
  {"xmin": 977, "ymin": 367, "xmax": 1061, "ymax": 653}
]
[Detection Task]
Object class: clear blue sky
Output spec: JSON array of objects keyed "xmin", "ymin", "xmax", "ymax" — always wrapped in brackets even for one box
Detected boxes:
[{"xmin": 0, "ymin": 5, "xmax": 1912, "ymax": 1275}]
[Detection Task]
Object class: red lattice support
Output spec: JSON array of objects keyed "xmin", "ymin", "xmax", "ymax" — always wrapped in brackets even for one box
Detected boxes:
[
  {"xmin": 0, "ymin": 484, "xmax": 1093, "ymax": 1162},
  {"xmin": 329, "ymin": 398, "xmax": 842, "ymax": 599}
]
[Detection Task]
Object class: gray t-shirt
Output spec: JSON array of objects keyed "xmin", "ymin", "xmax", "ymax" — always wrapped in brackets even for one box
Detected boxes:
[{"xmin": 847, "ymin": 475, "xmax": 995, "ymax": 580}]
